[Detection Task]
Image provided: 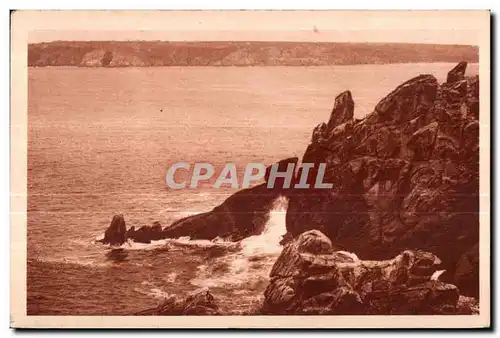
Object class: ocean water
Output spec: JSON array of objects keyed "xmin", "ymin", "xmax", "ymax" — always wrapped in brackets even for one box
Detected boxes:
[{"xmin": 27, "ymin": 63, "xmax": 478, "ymax": 315}]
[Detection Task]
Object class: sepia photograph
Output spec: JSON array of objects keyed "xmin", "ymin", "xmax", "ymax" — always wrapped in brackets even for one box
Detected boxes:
[{"xmin": 10, "ymin": 10, "xmax": 490, "ymax": 328}]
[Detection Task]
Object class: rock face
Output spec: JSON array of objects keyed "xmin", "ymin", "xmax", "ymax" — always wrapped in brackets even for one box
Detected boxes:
[
  {"xmin": 263, "ymin": 230, "xmax": 476, "ymax": 315},
  {"xmin": 126, "ymin": 222, "xmax": 164, "ymax": 244},
  {"xmin": 97, "ymin": 214, "xmax": 127, "ymax": 246},
  {"xmin": 286, "ymin": 62, "xmax": 479, "ymax": 297},
  {"xmin": 162, "ymin": 182, "xmax": 281, "ymax": 241},
  {"xmin": 328, "ymin": 91, "xmax": 354, "ymax": 130},
  {"xmin": 447, "ymin": 61, "xmax": 468, "ymax": 84},
  {"xmin": 264, "ymin": 157, "xmax": 299, "ymax": 189},
  {"xmin": 136, "ymin": 288, "xmax": 220, "ymax": 315}
]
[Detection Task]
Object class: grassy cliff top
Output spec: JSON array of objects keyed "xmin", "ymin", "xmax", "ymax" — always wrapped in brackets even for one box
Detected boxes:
[{"xmin": 28, "ymin": 41, "xmax": 479, "ymax": 67}]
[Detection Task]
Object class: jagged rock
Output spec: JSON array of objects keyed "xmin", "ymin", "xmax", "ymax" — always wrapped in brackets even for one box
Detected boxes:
[
  {"xmin": 125, "ymin": 226, "xmax": 136, "ymax": 240},
  {"xmin": 311, "ymin": 122, "xmax": 327, "ymax": 143},
  {"xmin": 442, "ymin": 80, "xmax": 468, "ymax": 104},
  {"xmin": 286, "ymin": 62, "xmax": 479, "ymax": 297},
  {"xmin": 161, "ymin": 183, "xmax": 281, "ymax": 241},
  {"xmin": 354, "ymin": 125, "xmax": 401, "ymax": 158},
  {"xmin": 368, "ymin": 74, "xmax": 438, "ymax": 125},
  {"xmin": 137, "ymin": 288, "xmax": 220, "ymax": 315},
  {"xmin": 327, "ymin": 91, "xmax": 354, "ymax": 130},
  {"xmin": 456, "ymin": 295, "xmax": 480, "ymax": 315},
  {"xmin": 100, "ymin": 157, "xmax": 293, "ymax": 243},
  {"xmin": 447, "ymin": 61, "xmax": 467, "ymax": 83},
  {"xmin": 407, "ymin": 121, "xmax": 438, "ymax": 160},
  {"xmin": 98, "ymin": 214, "xmax": 127, "ymax": 246},
  {"xmin": 365, "ymin": 281, "xmax": 460, "ymax": 315},
  {"xmin": 126, "ymin": 222, "xmax": 164, "ymax": 243},
  {"xmin": 264, "ymin": 157, "xmax": 299, "ymax": 189},
  {"xmin": 263, "ymin": 230, "xmax": 476, "ymax": 315}
]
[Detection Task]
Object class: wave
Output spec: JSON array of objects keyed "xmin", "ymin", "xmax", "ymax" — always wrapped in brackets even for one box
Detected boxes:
[
  {"xmin": 36, "ymin": 255, "xmax": 110, "ymax": 268},
  {"xmin": 190, "ymin": 196, "xmax": 288, "ymax": 289},
  {"xmin": 89, "ymin": 195, "xmax": 288, "ymax": 291},
  {"xmin": 118, "ymin": 236, "xmax": 239, "ymax": 252}
]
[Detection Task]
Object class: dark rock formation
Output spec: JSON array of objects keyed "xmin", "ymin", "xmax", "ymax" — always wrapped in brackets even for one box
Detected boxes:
[
  {"xmin": 97, "ymin": 214, "xmax": 127, "ymax": 246},
  {"xmin": 99, "ymin": 157, "xmax": 294, "ymax": 244},
  {"xmin": 262, "ymin": 230, "xmax": 477, "ymax": 315},
  {"xmin": 328, "ymin": 91, "xmax": 354, "ymax": 130},
  {"xmin": 101, "ymin": 51, "xmax": 113, "ymax": 66},
  {"xmin": 162, "ymin": 182, "xmax": 280, "ymax": 241},
  {"xmin": 136, "ymin": 288, "xmax": 220, "ymax": 315},
  {"xmin": 285, "ymin": 62, "xmax": 479, "ymax": 297},
  {"xmin": 264, "ymin": 157, "xmax": 299, "ymax": 189},
  {"xmin": 447, "ymin": 61, "xmax": 468, "ymax": 84},
  {"xmin": 126, "ymin": 221, "xmax": 164, "ymax": 244}
]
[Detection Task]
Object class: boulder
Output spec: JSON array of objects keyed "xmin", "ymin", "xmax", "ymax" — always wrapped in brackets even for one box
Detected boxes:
[
  {"xmin": 262, "ymin": 230, "xmax": 477, "ymax": 315},
  {"xmin": 98, "ymin": 214, "xmax": 127, "ymax": 246},
  {"xmin": 447, "ymin": 61, "xmax": 467, "ymax": 84},
  {"xmin": 368, "ymin": 74, "xmax": 438, "ymax": 125},
  {"xmin": 286, "ymin": 62, "xmax": 479, "ymax": 297},
  {"xmin": 136, "ymin": 288, "xmax": 220, "ymax": 315}
]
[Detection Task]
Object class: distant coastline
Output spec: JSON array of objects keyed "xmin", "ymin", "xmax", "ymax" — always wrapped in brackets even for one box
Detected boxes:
[{"xmin": 28, "ymin": 41, "xmax": 479, "ymax": 67}]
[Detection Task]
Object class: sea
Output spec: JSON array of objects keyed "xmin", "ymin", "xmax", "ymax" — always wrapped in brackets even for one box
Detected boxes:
[{"xmin": 27, "ymin": 63, "xmax": 478, "ymax": 315}]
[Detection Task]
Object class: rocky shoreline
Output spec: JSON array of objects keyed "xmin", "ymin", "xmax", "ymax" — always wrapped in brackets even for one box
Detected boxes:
[{"xmin": 99, "ymin": 62, "xmax": 480, "ymax": 315}]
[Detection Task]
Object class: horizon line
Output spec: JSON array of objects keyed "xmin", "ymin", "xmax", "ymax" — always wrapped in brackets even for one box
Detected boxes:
[{"xmin": 29, "ymin": 40, "xmax": 479, "ymax": 48}]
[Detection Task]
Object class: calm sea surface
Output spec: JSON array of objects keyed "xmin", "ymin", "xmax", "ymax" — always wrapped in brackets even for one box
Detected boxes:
[{"xmin": 27, "ymin": 64, "xmax": 478, "ymax": 315}]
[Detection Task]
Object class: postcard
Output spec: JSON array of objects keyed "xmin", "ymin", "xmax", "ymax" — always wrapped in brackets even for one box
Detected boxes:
[{"xmin": 10, "ymin": 10, "xmax": 490, "ymax": 328}]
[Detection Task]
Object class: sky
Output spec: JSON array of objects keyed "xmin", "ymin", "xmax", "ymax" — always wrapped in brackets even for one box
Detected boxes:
[
  {"xmin": 29, "ymin": 29, "xmax": 480, "ymax": 46},
  {"xmin": 22, "ymin": 11, "xmax": 484, "ymax": 46}
]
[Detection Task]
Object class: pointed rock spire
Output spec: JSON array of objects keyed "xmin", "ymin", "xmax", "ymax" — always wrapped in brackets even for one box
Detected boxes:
[
  {"xmin": 446, "ymin": 61, "xmax": 468, "ymax": 84},
  {"xmin": 327, "ymin": 91, "xmax": 354, "ymax": 130}
]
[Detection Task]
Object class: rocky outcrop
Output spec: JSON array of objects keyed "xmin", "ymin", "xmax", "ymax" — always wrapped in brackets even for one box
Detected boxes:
[
  {"xmin": 97, "ymin": 214, "xmax": 127, "ymax": 246},
  {"xmin": 136, "ymin": 288, "xmax": 220, "ymax": 315},
  {"xmin": 263, "ymin": 230, "xmax": 477, "ymax": 315},
  {"xmin": 264, "ymin": 157, "xmax": 299, "ymax": 189},
  {"xmin": 126, "ymin": 222, "xmax": 163, "ymax": 244},
  {"xmin": 328, "ymin": 91, "xmax": 354, "ymax": 130},
  {"xmin": 286, "ymin": 62, "xmax": 479, "ymax": 297},
  {"xmin": 99, "ymin": 157, "xmax": 295, "ymax": 243},
  {"xmin": 447, "ymin": 61, "xmax": 468, "ymax": 84},
  {"xmin": 161, "ymin": 182, "xmax": 281, "ymax": 241}
]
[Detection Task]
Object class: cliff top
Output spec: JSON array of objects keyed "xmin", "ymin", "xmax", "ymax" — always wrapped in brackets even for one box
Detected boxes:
[{"xmin": 28, "ymin": 41, "xmax": 479, "ymax": 67}]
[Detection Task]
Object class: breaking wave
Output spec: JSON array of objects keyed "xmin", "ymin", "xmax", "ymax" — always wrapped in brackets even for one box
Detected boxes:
[
  {"xmin": 92, "ymin": 195, "xmax": 288, "ymax": 293},
  {"xmin": 190, "ymin": 196, "xmax": 288, "ymax": 289}
]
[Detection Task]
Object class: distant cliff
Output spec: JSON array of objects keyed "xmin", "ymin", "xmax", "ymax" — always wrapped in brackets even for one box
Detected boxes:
[{"xmin": 28, "ymin": 41, "xmax": 479, "ymax": 67}]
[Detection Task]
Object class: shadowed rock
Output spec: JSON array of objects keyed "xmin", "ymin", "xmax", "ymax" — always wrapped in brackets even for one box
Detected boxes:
[
  {"xmin": 285, "ymin": 62, "xmax": 479, "ymax": 297},
  {"xmin": 98, "ymin": 214, "xmax": 127, "ymax": 246},
  {"xmin": 99, "ymin": 157, "xmax": 295, "ymax": 243},
  {"xmin": 264, "ymin": 157, "xmax": 299, "ymax": 190},
  {"xmin": 262, "ymin": 230, "xmax": 476, "ymax": 315},
  {"xmin": 447, "ymin": 61, "xmax": 467, "ymax": 84},
  {"xmin": 370, "ymin": 74, "xmax": 438, "ymax": 124},
  {"xmin": 327, "ymin": 90, "xmax": 354, "ymax": 130},
  {"xmin": 136, "ymin": 288, "xmax": 220, "ymax": 315},
  {"xmin": 126, "ymin": 221, "xmax": 164, "ymax": 243},
  {"xmin": 162, "ymin": 182, "xmax": 280, "ymax": 241}
]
